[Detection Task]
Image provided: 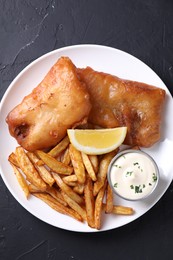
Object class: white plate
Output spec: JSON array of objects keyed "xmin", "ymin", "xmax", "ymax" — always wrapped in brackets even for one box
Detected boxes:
[{"xmin": 0, "ymin": 44, "xmax": 173, "ymax": 232}]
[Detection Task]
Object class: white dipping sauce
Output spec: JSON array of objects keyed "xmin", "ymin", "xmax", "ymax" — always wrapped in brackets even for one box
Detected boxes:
[{"xmin": 109, "ymin": 151, "xmax": 158, "ymax": 200}]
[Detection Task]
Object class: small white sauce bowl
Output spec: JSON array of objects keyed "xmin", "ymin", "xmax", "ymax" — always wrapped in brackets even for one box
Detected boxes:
[{"xmin": 107, "ymin": 149, "xmax": 159, "ymax": 201}]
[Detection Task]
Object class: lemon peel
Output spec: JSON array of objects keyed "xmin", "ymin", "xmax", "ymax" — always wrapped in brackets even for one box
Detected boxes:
[{"xmin": 67, "ymin": 127, "xmax": 127, "ymax": 155}]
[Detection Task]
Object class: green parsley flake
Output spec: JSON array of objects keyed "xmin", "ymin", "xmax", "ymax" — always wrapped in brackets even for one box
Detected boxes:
[
  {"xmin": 113, "ymin": 164, "xmax": 121, "ymax": 168},
  {"xmin": 152, "ymin": 173, "xmax": 157, "ymax": 182},
  {"xmin": 126, "ymin": 171, "xmax": 133, "ymax": 177},
  {"xmin": 133, "ymin": 162, "xmax": 139, "ymax": 166},
  {"xmin": 135, "ymin": 185, "xmax": 142, "ymax": 193},
  {"xmin": 134, "ymin": 162, "xmax": 143, "ymax": 172},
  {"xmin": 130, "ymin": 184, "xmax": 146, "ymax": 193},
  {"xmin": 114, "ymin": 183, "xmax": 118, "ymax": 188}
]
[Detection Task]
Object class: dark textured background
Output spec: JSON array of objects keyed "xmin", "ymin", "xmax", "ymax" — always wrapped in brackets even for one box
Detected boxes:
[{"xmin": 0, "ymin": 0, "xmax": 173, "ymax": 259}]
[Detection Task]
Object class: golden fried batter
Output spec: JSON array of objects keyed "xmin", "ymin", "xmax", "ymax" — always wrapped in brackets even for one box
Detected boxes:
[
  {"xmin": 6, "ymin": 57, "xmax": 91, "ymax": 151},
  {"xmin": 78, "ymin": 67, "xmax": 165, "ymax": 147}
]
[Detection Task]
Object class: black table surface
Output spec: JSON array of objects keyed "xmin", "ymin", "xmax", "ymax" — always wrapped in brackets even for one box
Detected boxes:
[{"xmin": 0, "ymin": 1, "xmax": 173, "ymax": 259}]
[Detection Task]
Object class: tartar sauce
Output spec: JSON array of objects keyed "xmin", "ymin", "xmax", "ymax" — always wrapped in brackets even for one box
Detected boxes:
[{"xmin": 108, "ymin": 150, "xmax": 159, "ymax": 200}]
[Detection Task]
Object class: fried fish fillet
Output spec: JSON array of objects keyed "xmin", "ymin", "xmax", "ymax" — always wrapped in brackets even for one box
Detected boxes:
[
  {"xmin": 6, "ymin": 57, "xmax": 91, "ymax": 151},
  {"xmin": 78, "ymin": 67, "xmax": 166, "ymax": 147}
]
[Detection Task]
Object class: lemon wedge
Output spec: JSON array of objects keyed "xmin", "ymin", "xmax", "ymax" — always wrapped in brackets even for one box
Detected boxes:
[{"xmin": 67, "ymin": 127, "xmax": 127, "ymax": 155}]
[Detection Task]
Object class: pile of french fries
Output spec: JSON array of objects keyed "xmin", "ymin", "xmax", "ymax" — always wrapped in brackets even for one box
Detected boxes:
[{"xmin": 8, "ymin": 135, "xmax": 134, "ymax": 230}]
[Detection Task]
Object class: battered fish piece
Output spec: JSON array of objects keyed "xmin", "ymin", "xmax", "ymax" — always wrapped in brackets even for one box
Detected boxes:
[
  {"xmin": 78, "ymin": 67, "xmax": 165, "ymax": 147},
  {"xmin": 6, "ymin": 57, "xmax": 91, "ymax": 151}
]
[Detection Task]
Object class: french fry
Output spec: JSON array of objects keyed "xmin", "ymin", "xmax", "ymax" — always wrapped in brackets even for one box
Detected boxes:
[
  {"xmin": 28, "ymin": 183, "xmax": 44, "ymax": 193},
  {"xmin": 55, "ymin": 152, "xmax": 63, "ymax": 162},
  {"xmin": 15, "ymin": 147, "xmax": 47, "ymax": 191},
  {"xmin": 36, "ymin": 150, "xmax": 73, "ymax": 175},
  {"xmin": 11, "ymin": 163, "xmax": 30, "ymax": 198},
  {"xmin": 9, "ymin": 138, "xmax": 136, "ymax": 229},
  {"xmin": 73, "ymin": 184, "xmax": 85, "ymax": 195},
  {"xmin": 93, "ymin": 150, "xmax": 118, "ymax": 196},
  {"xmin": 28, "ymin": 184, "xmax": 67, "ymax": 206},
  {"xmin": 63, "ymin": 175, "xmax": 78, "ymax": 182},
  {"xmin": 69, "ymin": 144, "xmax": 85, "ymax": 184},
  {"xmin": 62, "ymin": 148, "xmax": 71, "ymax": 165},
  {"xmin": 63, "ymin": 174, "xmax": 77, "ymax": 187},
  {"xmin": 111, "ymin": 205, "xmax": 134, "ymax": 215},
  {"xmin": 63, "ymin": 180, "xmax": 77, "ymax": 187},
  {"xmin": 103, "ymin": 204, "xmax": 134, "ymax": 215},
  {"xmin": 61, "ymin": 191, "xmax": 86, "ymax": 221},
  {"xmin": 27, "ymin": 152, "xmax": 55, "ymax": 186},
  {"xmin": 94, "ymin": 180, "xmax": 107, "ymax": 230},
  {"xmin": 84, "ymin": 177, "xmax": 95, "ymax": 228},
  {"xmin": 88, "ymin": 155, "xmax": 99, "ymax": 174},
  {"xmin": 8, "ymin": 152, "xmax": 19, "ymax": 167},
  {"xmin": 28, "ymin": 183, "xmax": 45, "ymax": 193},
  {"xmin": 105, "ymin": 183, "xmax": 114, "ymax": 213},
  {"xmin": 81, "ymin": 152, "xmax": 97, "ymax": 181},
  {"xmin": 33, "ymin": 193, "xmax": 82, "ymax": 222},
  {"xmin": 52, "ymin": 173, "xmax": 84, "ymax": 204},
  {"xmin": 48, "ymin": 136, "xmax": 70, "ymax": 157},
  {"xmin": 46, "ymin": 186, "xmax": 67, "ymax": 206},
  {"xmin": 36, "ymin": 159, "xmax": 44, "ymax": 166}
]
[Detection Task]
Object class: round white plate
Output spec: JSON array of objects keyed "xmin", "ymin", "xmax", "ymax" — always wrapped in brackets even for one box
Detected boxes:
[{"xmin": 0, "ymin": 44, "xmax": 173, "ymax": 232}]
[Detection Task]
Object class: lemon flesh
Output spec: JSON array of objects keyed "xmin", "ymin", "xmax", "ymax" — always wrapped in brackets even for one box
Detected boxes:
[{"xmin": 67, "ymin": 127, "xmax": 127, "ymax": 155}]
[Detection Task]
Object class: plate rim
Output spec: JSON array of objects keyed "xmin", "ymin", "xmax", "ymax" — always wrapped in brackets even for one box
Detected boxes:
[{"xmin": 0, "ymin": 44, "xmax": 173, "ymax": 232}]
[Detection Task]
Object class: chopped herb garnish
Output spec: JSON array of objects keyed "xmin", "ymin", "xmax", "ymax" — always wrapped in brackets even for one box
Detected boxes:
[
  {"xmin": 126, "ymin": 171, "xmax": 133, "ymax": 177},
  {"xmin": 152, "ymin": 173, "xmax": 157, "ymax": 182},
  {"xmin": 123, "ymin": 155, "xmax": 126, "ymax": 159},
  {"xmin": 133, "ymin": 162, "xmax": 139, "ymax": 166},
  {"xmin": 135, "ymin": 185, "xmax": 142, "ymax": 193},
  {"xmin": 131, "ymin": 184, "xmax": 146, "ymax": 193},
  {"xmin": 133, "ymin": 162, "xmax": 143, "ymax": 172},
  {"xmin": 113, "ymin": 164, "xmax": 121, "ymax": 168},
  {"xmin": 149, "ymin": 183, "xmax": 152, "ymax": 186},
  {"xmin": 114, "ymin": 183, "xmax": 118, "ymax": 188}
]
